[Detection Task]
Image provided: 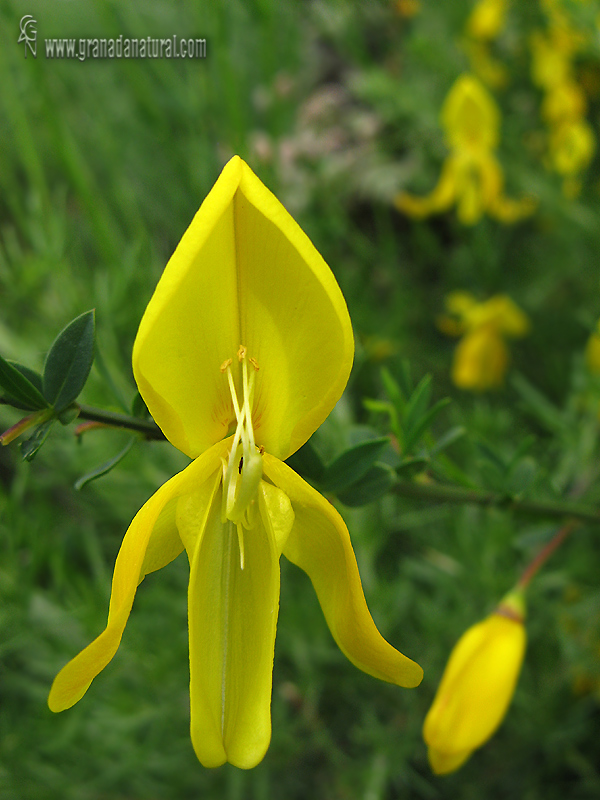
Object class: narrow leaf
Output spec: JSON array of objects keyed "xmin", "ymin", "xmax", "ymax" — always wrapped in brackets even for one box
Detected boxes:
[
  {"xmin": 337, "ymin": 463, "xmax": 396, "ymax": 507},
  {"xmin": 381, "ymin": 367, "xmax": 406, "ymax": 413},
  {"xmin": 21, "ymin": 418, "xmax": 56, "ymax": 461},
  {"xmin": 74, "ymin": 437, "xmax": 136, "ymax": 490},
  {"xmin": 363, "ymin": 397, "xmax": 400, "ymax": 440},
  {"xmin": 396, "ymin": 455, "xmax": 430, "ymax": 477},
  {"xmin": 320, "ymin": 437, "xmax": 390, "ymax": 493},
  {"xmin": 285, "ymin": 438, "xmax": 325, "ymax": 483},
  {"xmin": 430, "ymin": 425, "xmax": 466, "ymax": 457},
  {"xmin": 43, "ymin": 310, "xmax": 95, "ymax": 411},
  {"xmin": 511, "ymin": 373, "xmax": 565, "ymax": 433},
  {"xmin": 403, "ymin": 374, "xmax": 432, "ymax": 438},
  {"xmin": 404, "ymin": 397, "xmax": 451, "ymax": 454},
  {"xmin": 0, "ymin": 355, "xmax": 48, "ymax": 410}
]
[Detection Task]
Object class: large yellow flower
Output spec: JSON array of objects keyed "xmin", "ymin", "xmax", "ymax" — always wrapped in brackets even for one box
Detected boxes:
[{"xmin": 48, "ymin": 156, "xmax": 423, "ymax": 769}]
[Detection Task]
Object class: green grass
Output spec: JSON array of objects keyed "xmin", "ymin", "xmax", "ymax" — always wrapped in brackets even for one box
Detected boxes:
[{"xmin": 2, "ymin": 0, "xmax": 600, "ymax": 798}]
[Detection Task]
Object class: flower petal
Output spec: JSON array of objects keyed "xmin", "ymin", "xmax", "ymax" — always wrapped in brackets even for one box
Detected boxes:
[
  {"xmin": 181, "ymin": 474, "xmax": 282, "ymax": 768},
  {"xmin": 423, "ymin": 613, "xmax": 526, "ymax": 756},
  {"xmin": 263, "ymin": 454, "xmax": 423, "ymax": 688},
  {"xmin": 427, "ymin": 746, "xmax": 472, "ymax": 775},
  {"xmin": 133, "ymin": 158, "xmax": 242, "ymax": 458},
  {"xmin": 133, "ymin": 156, "xmax": 354, "ymax": 461},
  {"xmin": 48, "ymin": 441, "xmax": 228, "ymax": 713},
  {"xmin": 234, "ymin": 161, "xmax": 354, "ymax": 460}
]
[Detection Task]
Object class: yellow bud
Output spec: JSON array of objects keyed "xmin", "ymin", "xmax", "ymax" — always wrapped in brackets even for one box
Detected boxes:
[{"xmin": 423, "ymin": 591, "xmax": 526, "ymax": 775}]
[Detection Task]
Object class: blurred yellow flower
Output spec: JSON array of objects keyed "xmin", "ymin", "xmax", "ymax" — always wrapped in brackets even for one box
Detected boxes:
[
  {"xmin": 438, "ymin": 292, "xmax": 530, "ymax": 391},
  {"xmin": 585, "ymin": 320, "xmax": 600, "ymax": 374},
  {"xmin": 395, "ymin": 75, "xmax": 535, "ymax": 225},
  {"xmin": 423, "ymin": 590, "xmax": 526, "ymax": 775},
  {"xmin": 463, "ymin": 0, "xmax": 509, "ymax": 88},
  {"xmin": 530, "ymin": 5, "xmax": 595, "ymax": 196},
  {"xmin": 548, "ymin": 119, "xmax": 595, "ymax": 182},
  {"xmin": 466, "ymin": 0, "xmax": 509, "ymax": 40}
]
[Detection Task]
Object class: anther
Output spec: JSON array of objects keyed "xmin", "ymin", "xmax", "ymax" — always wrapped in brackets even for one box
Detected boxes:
[
  {"xmin": 220, "ymin": 358, "xmax": 232, "ymax": 372},
  {"xmin": 249, "ymin": 357, "xmax": 260, "ymax": 371},
  {"xmin": 237, "ymin": 345, "xmax": 247, "ymax": 361}
]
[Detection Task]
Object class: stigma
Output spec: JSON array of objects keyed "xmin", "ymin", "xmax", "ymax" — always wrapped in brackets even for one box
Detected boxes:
[{"xmin": 220, "ymin": 346, "xmax": 263, "ymax": 567}]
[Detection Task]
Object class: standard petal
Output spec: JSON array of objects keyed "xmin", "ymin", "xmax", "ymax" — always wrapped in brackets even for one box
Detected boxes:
[
  {"xmin": 133, "ymin": 157, "xmax": 242, "ymax": 458},
  {"xmin": 133, "ymin": 156, "xmax": 354, "ymax": 461},
  {"xmin": 263, "ymin": 454, "xmax": 423, "ymax": 688},
  {"xmin": 182, "ymin": 475, "xmax": 281, "ymax": 768},
  {"xmin": 48, "ymin": 441, "xmax": 228, "ymax": 713},
  {"xmin": 234, "ymin": 161, "xmax": 354, "ymax": 460}
]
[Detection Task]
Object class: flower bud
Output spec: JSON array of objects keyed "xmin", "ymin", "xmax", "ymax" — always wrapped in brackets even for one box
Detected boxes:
[{"xmin": 423, "ymin": 590, "xmax": 526, "ymax": 774}]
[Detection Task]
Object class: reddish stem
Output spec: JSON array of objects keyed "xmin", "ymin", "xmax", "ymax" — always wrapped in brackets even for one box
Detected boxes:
[{"xmin": 517, "ymin": 520, "xmax": 577, "ymax": 590}]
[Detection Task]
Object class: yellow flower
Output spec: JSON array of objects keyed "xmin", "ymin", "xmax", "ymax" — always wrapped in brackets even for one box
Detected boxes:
[
  {"xmin": 395, "ymin": 75, "xmax": 535, "ymax": 225},
  {"xmin": 423, "ymin": 590, "xmax": 526, "ymax": 775},
  {"xmin": 548, "ymin": 118, "xmax": 595, "ymax": 178},
  {"xmin": 542, "ymin": 80, "xmax": 587, "ymax": 125},
  {"xmin": 466, "ymin": 0, "xmax": 509, "ymax": 40},
  {"xmin": 438, "ymin": 292, "xmax": 530, "ymax": 391},
  {"xmin": 47, "ymin": 157, "xmax": 423, "ymax": 769}
]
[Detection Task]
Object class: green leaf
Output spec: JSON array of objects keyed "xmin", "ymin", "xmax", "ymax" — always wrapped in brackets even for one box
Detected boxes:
[
  {"xmin": 476, "ymin": 439, "xmax": 507, "ymax": 474},
  {"xmin": 285, "ymin": 438, "xmax": 325, "ymax": 483},
  {"xmin": 506, "ymin": 456, "xmax": 537, "ymax": 498},
  {"xmin": 397, "ymin": 359, "xmax": 413, "ymax": 400},
  {"xmin": 511, "ymin": 373, "xmax": 565, "ymax": 433},
  {"xmin": 43, "ymin": 310, "xmax": 95, "ymax": 411},
  {"xmin": 363, "ymin": 397, "xmax": 399, "ymax": 440},
  {"xmin": 403, "ymin": 374, "xmax": 432, "ymax": 439},
  {"xmin": 396, "ymin": 455, "xmax": 430, "ymax": 478},
  {"xmin": 381, "ymin": 367, "xmax": 406, "ymax": 414},
  {"xmin": 320, "ymin": 437, "xmax": 390, "ymax": 493},
  {"xmin": 74, "ymin": 437, "xmax": 136, "ymax": 490},
  {"xmin": 20, "ymin": 418, "xmax": 56, "ymax": 461},
  {"xmin": 430, "ymin": 425, "xmax": 466, "ymax": 457},
  {"xmin": 0, "ymin": 355, "xmax": 49, "ymax": 410},
  {"xmin": 403, "ymin": 397, "xmax": 451, "ymax": 454},
  {"xmin": 337, "ymin": 463, "xmax": 396, "ymax": 506}
]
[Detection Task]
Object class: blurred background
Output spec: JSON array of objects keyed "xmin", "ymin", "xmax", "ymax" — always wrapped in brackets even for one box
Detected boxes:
[{"xmin": 1, "ymin": 1, "xmax": 600, "ymax": 797}]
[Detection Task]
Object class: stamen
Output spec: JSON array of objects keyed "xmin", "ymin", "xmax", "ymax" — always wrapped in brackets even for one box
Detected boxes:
[
  {"xmin": 221, "ymin": 346, "xmax": 264, "ymax": 531},
  {"xmin": 236, "ymin": 524, "xmax": 245, "ymax": 570}
]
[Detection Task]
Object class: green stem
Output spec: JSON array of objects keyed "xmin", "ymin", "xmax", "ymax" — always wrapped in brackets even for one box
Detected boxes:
[
  {"xmin": 393, "ymin": 480, "xmax": 600, "ymax": 525},
  {"xmin": 75, "ymin": 403, "xmax": 166, "ymax": 440}
]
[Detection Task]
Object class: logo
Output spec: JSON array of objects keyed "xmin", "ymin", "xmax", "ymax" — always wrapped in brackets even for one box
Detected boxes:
[{"xmin": 18, "ymin": 15, "xmax": 37, "ymax": 58}]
